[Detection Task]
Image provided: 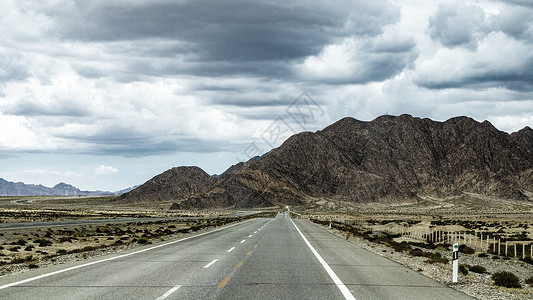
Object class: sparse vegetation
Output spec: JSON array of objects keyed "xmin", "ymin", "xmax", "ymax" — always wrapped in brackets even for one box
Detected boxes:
[
  {"xmin": 459, "ymin": 264, "xmax": 469, "ymax": 275},
  {"xmin": 469, "ymin": 265, "xmax": 487, "ymax": 274},
  {"xmin": 492, "ymin": 271, "xmax": 521, "ymax": 288},
  {"xmin": 525, "ymin": 276, "xmax": 533, "ymax": 286}
]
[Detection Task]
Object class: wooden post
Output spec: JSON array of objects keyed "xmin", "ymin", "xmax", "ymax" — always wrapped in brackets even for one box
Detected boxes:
[
  {"xmin": 498, "ymin": 239, "xmax": 501, "ymax": 255},
  {"xmin": 523, "ymin": 243, "xmax": 525, "ymax": 259},
  {"xmin": 505, "ymin": 240, "xmax": 508, "ymax": 257},
  {"xmin": 514, "ymin": 244, "xmax": 517, "ymax": 258}
]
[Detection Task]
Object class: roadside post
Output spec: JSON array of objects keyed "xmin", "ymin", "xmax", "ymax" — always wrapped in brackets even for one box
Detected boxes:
[{"xmin": 452, "ymin": 243, "xmax": 459, "ymax": 283}]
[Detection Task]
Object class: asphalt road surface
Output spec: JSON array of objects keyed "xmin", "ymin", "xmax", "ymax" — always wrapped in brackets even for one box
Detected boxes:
[{"xmin": 0, "ymin": 213, "xmax": 474, "ymax": 299}]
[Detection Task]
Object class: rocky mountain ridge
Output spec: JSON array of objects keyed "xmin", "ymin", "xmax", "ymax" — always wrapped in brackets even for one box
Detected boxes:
[
  {"xmin": 0, "ymin": 178, "xmax": 130, "ymax": 196},
  {"xmin": 117, "ymin": 115, "xmax": 533, "ymax": 209}
]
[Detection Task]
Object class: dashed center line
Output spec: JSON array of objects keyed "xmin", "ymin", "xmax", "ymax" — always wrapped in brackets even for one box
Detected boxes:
[
  {"xmin": 227, "ymin": 247, "xmax": 236, "ymax": 252},
  {"xmin": 203, "ymin": 259, "xmax": 218, "ymax": 269},
  {"xmin": 248, "ymin": 235, "xmax": 253, "ymax": 237},
  {"xmin": 240, "ymin": 239, "xmax": 246, "ymax": 243},
  {"xmin": 217, "ymin": 277, "xmax": 231, "ymax": 288},
  {"xmin": 156, "ymin": 285, "xmax": 182, "ymax": 300}
]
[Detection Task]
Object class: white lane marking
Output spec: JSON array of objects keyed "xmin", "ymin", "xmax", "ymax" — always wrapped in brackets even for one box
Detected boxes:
[
  {"xmin": 240, "ymin": 239, "xmax": 246, "ymax": 243},
  {"xmin": 254, "ymin": 231, "xmax": 257, "ymax": 234},
  {"xmin": 290, "ymin": 219, "xmax": 356, "ymax": 300},
  {"xmin": 227, "ymin": 247, "xmax": 236, "ymax": 252},
  {"xmin": 0, "ymin": 219, "xmax": 254, "ymax": 290},
  {"xmin": 156, "ymin": 285, "xmax": 182, "ymax": 300},
  {"xmin": 203, "ymin": 259, "xmax": 218, "ymax": 269},
  {"xmin": 248, "ymin": 235, "xmax": 253, "ymax": 237}
]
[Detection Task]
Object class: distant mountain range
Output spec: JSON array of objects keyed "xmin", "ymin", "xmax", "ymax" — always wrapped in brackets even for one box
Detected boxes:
[
  {"xmin": 0, "ymin": 178, "xmax": 138, "ymax": 196},
  {"xmin": 117, "ymin": 114, "xmax": 533, "ymax": 209}
]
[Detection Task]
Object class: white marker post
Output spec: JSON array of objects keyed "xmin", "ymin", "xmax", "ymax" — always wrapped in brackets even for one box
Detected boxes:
[{"xmin": 452, "ymin": 243, "xmax": 459, "ymax": 283}]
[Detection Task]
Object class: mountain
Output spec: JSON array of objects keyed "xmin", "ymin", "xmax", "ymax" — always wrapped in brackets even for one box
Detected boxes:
[
  {"xmin": 115, "ymin": 166, "xmax": 216, "ymax": 203},
  {"xmin": 117, "ymin": 115, "xmax": 533, "ymax": 209},
  {"xmin": 0, "ymin": 179, "xmax": 83, "ymax": 196},
  {"xmin": 0, "ymin": 179, "xmax": 132, "ymax": 196}
]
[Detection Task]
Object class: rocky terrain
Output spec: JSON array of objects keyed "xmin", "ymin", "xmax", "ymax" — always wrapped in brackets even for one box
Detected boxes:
[{"xmin": 117, "ymin": 114, "xmax": 533, "ymax": 209}]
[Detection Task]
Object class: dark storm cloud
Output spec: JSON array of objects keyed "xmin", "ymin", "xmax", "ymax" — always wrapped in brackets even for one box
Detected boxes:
[
  {"xmin": 69, "ymin": 135, "xmax": 240, "ymax": 156},
  {"xmin": 44, "ymin": 0, "xmax": 400, "ymax": 79},
  {"xmin": 418, "ymin": 64, "xmax": 533, "ymax": 92},
  {"xmin": 428, "ymin": 4, "xmax": 488, "ymax": 49},
  {"xmin": 503, "ymin": 0, "xmax": 533, "ymax": 8},
  {"xmin": 3, "ymin": 100, "xmax": 90, "ymax": 117}
]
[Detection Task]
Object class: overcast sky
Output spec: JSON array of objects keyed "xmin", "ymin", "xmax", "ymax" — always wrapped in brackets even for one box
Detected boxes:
[{"xmin": 1, "ymin": 0, "xmax": 532, "ymax": 191}]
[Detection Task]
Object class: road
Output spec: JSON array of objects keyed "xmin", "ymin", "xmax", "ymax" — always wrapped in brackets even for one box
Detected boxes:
[{"xmin": 0, "ymin": 213, "xmax": 474, "ymax": 299}]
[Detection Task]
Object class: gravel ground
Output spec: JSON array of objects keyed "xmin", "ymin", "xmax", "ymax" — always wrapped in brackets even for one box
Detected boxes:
[{"xmin": 319, "ymin": 223, "xmax": 533, "ymax": 300}]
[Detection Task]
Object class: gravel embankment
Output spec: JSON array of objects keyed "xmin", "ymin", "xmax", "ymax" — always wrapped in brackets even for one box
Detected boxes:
[{"xmin": 316, "ymin": 222, "xmax": 533, "ymax": 300}]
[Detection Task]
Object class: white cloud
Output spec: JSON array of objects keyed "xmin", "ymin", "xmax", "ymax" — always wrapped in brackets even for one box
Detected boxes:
[{"xmin": 95, "ymin": 165, "xmax": 118, "ymax": 175}]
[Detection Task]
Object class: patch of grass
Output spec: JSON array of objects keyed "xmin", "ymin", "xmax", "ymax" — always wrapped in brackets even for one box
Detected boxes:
[
  {"xmin": 521, "ymin": 256, "xmax": 533, "ymax": 265},
  {"xmin": 34, "ymin": 239, "xmax": 53, "ymax": 247},
  {"xmin": 525, "ymin": 276, "xmax": 533, "ymax": 286},
  {"xmin": 59, "ymin": 237, "xmax": 74, "ymax": 243},
  {"xmin": 469, "ymin": 265, "xmax": 487, "ymax": 274},
  {"xmin": 492, "ymin": 271, "xmax": 521, "ymax": 288},
  {"xmin": 136, "ymin": 237, "xmax": 151, "ymax": 245},
  {"xmin": 459, "ymin": 245, "xmax": 475, "ymax": 254},
  {"xmin": 8, "ymin": 246, "xmax": 21, "ymax": 252},
  {"xmin": 10, "ymin": 255, "xmax": 33, "ymax": 264},
  {"xmin": 459, "ymin": 264, "xmax": 469, "ymax": 275}
]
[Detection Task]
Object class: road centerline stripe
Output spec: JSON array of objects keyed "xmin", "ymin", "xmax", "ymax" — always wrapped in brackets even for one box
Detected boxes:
[
  {"xmin": 240, "ymin": 239, "xmax": 246, "ymax": 243},
  {"xmin": 290, "ymin": 219, "xmax": 356, "ymax": 300},
  {"xmin": 227, "ymin": 247, "xmax": 236, "ymax": 252},
  {"xmin": 156, "ymin": 285, "xmax": 182, "ymax": 300},
  {"xmin": 203, "ymin": 259, "xmax": 218, "ymax": 269},
  {"xmin": 217, "ymin": 277, "xmax": 231, "ymax": 288}
]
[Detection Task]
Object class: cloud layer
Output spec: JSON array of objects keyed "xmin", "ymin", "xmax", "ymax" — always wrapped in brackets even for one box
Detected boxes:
[{"xmin": 1, "ymin": 0, "xmax": 532, "ymax": 163}]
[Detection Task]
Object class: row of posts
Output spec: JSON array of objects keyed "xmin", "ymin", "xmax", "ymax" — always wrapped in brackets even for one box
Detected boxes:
[
  {"xmin": 377, "ymin": 225, "xmax": 533, "ymax": 259},
  {"xmin": 314, "ymin": 216, "xmax": 532, "ymax": 259}
]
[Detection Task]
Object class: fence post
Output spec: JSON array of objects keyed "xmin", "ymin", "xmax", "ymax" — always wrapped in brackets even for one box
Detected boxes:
[{"xmin": 505, "ymin": 241, "xmax": 508, "ymax": 257}]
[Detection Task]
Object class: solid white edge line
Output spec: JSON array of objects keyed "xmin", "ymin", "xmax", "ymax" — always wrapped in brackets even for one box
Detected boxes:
[
  {"xmin": 0, "ymin": 219, "xmax": 254, "ymax": 290},
  {"xmin": 156, "ymin": 285, "xmax": 182, "ymax": 300},
  {"xmin": 290, "ymin": 219, "xmax": 356, "ymax": 300},
  {"xmin": 227, "ymin": 247, "xmax": 236, "ymax": 252},
  {"xmin": 203, "ymin": 259, "xmax": 218, "ymax": 269}
]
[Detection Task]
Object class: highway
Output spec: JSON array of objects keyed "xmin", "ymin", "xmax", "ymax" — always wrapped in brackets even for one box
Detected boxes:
[{"xmin": 0, "ymin": 213, "xmax": 473, "ymax": 299}]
